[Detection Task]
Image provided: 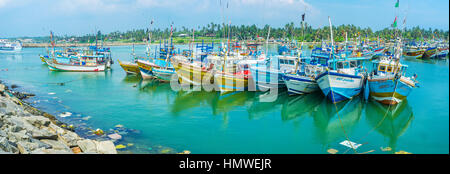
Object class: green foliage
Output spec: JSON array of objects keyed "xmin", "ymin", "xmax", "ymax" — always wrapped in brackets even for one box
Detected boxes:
[{"xmin": 33, "ymin": 22, "xmax": 449, "ymax": 43}]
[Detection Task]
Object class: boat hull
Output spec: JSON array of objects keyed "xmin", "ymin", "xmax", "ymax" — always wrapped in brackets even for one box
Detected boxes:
[
  {"xmin": 214, "ymin": 72, "xmax": 250, "ymax": 94},
  {"xmin": 282, "ymin": 74, "xmax": 319, "ymax": 95},
  {"xmin": 249, "ymin": 67, "xmax": 286, "ymax": 91},
  {"xmin": 316, "ymin": 71, "xmax": 364, "ymax": 103},
  {"xmin": 152, "ymin": 67, "xmax": 176, "ymax": 82},
  {"xmin": 368, "ymin": 76, "xmax": 414, "ymax": 105},
  {"xmin": 118, "ymin": 60, "xmax": 140, "ymax": 75},
  {"xmin": 421, "ymin": 47, "xmax": 437, "ymax": 59},
  {"xmin": 46, "ymin": 59, "xmax": 106, "ymax": 72},
  {"xmin": 174, "ymin": 62, "xmax": 214, "ymax": 86},
  {"xmin": 403, "ymin": 50, "xmax": 424, "ymax": 59},
  {"xmin": 137, "ymin": 60, "xmax": 158, "ymax": 79}
]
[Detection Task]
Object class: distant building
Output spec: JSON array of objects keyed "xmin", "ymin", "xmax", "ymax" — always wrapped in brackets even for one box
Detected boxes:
[
  {"xmin": 178, "ymin": 34, "xmax": 188, "ymax": 37},
  {"xmin": 205, "ymin": 33, "xmax": 216, "ymax": 37}
]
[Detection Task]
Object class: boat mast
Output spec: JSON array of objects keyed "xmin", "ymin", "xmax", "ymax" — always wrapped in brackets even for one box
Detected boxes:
[
  {"xmin": 148, "ymin": 19, "xmax": 154, "ymax": 59},
  {"xmin": 328, "ymin": 16, "xmax": 335, "ymax": 69}
]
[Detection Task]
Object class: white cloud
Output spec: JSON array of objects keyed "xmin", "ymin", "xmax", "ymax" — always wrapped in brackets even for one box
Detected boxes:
[{"xmin": 0, "ymin": 0, "xmax": 11, "ymax": 8}]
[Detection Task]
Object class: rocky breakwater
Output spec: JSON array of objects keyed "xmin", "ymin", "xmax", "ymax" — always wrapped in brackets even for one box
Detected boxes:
[{"xmin": 0, "ymin": 83, "xmax": 117, "ymax": 154}]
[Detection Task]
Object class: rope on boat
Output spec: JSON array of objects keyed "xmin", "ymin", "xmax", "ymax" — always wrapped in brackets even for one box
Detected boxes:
[
  {"xmin": 326, "ymin": 68, "xmax": 358, "ymax": 154},
  {"xmin": 4, "ymin": 77, "xmax": 85, "ymax": 86},
  {"xmin": 343, "ymin": 42, "xmax": 404, "ymax": 154}
]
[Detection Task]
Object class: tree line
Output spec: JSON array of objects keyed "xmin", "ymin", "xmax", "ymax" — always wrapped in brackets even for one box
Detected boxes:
[{"xmin": 33, "ymin": 22, "xmax": 449, "ymax": 43}]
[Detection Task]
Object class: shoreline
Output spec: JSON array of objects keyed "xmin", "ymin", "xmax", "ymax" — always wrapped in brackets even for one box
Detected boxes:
[
  {"xmin": 22, "ymin": 41, "xmax": 322, "ymax": 48},
  {"xmin": 0, "ymin": 81, "xmax": 117, "ymax": 154}
]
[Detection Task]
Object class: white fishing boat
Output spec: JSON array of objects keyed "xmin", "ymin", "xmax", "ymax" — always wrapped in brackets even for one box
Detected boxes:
[{"xmin": 0, "ymin": 41, "xmax": 22, "ymax": 52}]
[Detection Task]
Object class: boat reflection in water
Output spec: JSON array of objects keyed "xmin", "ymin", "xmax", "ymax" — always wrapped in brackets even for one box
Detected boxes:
[
  {"xmin": 281, "ymin": 92, "xmax": 323, "ymax": 121},
  {"xmin": 312, "ymin": 96, "xmax": 363, "ymax": 148},
  {"xmin": 247, "ymin": 91, "xmax": 289, "ymax": 120},
  {"xmin": 171, "ymin": 90, "xmax": 217, "ymax": 116},
  {"xmin": 211, "ymin": 91, "xmax": 254, "ymax": 117},
  {"xmin": 365, "ymin": 99, "xmax": 414, "ymax": 153}
]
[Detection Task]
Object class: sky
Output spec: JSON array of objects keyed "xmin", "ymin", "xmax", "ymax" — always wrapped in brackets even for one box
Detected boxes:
[{"xmin": 0, "ymin": 0, "xmax": 448, "ymax": 38}]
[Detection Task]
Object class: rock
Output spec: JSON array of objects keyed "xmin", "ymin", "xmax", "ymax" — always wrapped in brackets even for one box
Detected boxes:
[
  {"xmin": 71, "ymin": 147, "xmax": 82, "ymax": 154},
  {"xmin": 77, "ymin": 139, "xmax": 97, "ymax": 153},
  {"xmin": 30, "ymin": 148, "xmax": 73, "ymax": 154},
  {"xmin": 23, "ymin": 116, "xmax": 51, "ymax": 128},
  {"xmin": 16, "ymin": 141, "xmax": 40, "ymax": 154},
  {"xmin": 40, "ymin": 139, "xmax": 71, "ymax": 151},
  {"xmin": 95, "ymin": 141, "xmax": 117, "ymax": 154},
  {"xmin": 10, "ymin": 84, "xmax": 19, "ymax": 89},
  {"xmin": 58, "ymin": 130, "xmax": 81, "ymax": 147},
  {"xmin": 107, "ymin": 133, "xmax": 122, "ymax": 140},
  {"xmin": 0, "ymin": 84, "xmax": 6, "ymax": 93},
  {"xmin": 7, "ymin": 130, "xmax": 29, "ymax": 142},
  {"xmin": 31, "ymin": 127, "xmax": 58, "ymax": 140},
  {"xmin": 0, "ymin": 137, "xmax": 11, "ymax": 152}
]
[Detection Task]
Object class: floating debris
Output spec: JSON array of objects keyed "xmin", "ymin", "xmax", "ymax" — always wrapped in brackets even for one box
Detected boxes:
[
  {"xmin": 358, "ymin": 150, "xmax": 375, "ymax": 154},
  {"xmin": 115, "ymin": 144, "xmax": 127, "ymax": 149},
  {"xmin": 182, "ymin": 150, "xmax": 191, "ymax": 154},
  {"xmin": 81, "ymin": 116, "xmax": 91, "ymax": 120},
  {"xmin": 127, "ymin": 143, "xmax": 134, "ymax": 147},
  {"xmin": 93, "ymin": 128, "xmax": 104, "ymax": 136},
  {"xmin": 339, "ymin": 140, "xmax": 362, "ymax": 149},
  {"xmin": 381, "ymin": 147, "xmax": 392, "ymax": 151},
  {"xmin": 72, "ymin": 147, "xmax": 82, "ymax": 154},
  {"xmin": 59, "ymin": 112, "xmax": 72, "ymax": 117},
  {"xmin": 115, "ymin": 124, "xmax": 124, "ymax": 128},
  {"xmin": 327, "ymin": 148, "xmax": 338, "ymax": 154},
  {"xmin": 395, "ymin": 150, "xmax": 412, "ymax": 154},
  {"xmin": 133, "ymin": 84, "xmax": 137, "ymax": 87},
  {"xmin": 65, "ymin": 89, "xmax": 72, "ymax": 93},
  {"xmin": 48, "ymin": 92, "xmax": 56, "ymax": 95},
  {"xmin": 108, "ymin": 133, "xmax": 122, "ymax": 140}
]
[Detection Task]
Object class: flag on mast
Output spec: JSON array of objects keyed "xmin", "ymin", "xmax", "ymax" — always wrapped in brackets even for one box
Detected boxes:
[
  {"xmin": 395, "ymin": 0, "xmax": 399, "ymax": 7},
  {"xmin": 301, "ymin": 13, "xmax": 305, "ymax": 22},
  {"xmin": 391, "ymin": 16, "xmax": 398, "ymax": 28}
]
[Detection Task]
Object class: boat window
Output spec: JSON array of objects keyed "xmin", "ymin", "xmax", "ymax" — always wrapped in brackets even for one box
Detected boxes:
[
  {"xmin": 350, "ymin": 61, "xmax": 357, "ymax": 68},
  {"xmin": 343, "ymin": 62, "xmax": 349, "ymax": 68},
  {"xmin": 379, "ymin": 65, "xmax": 386, "ymax": 72},
  {"xmin": 337, "ymin": 62, "xmax": 344, "ymax": 69},
  {"xmin": 289, "ymin": 60, "xmax": 294, "ymax": 65},
  {"xmin": 387, "ymin": 66, "xmax": 393, "ymax": 72},
  {"xmin": 280, "ymin": 59, "xmax": 285, "ymax": 64}
]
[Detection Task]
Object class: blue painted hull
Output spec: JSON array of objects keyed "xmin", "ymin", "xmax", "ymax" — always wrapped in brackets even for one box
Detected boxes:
[{"xmin": 316, "ymin": 71, "xmax": 364, "ymax": 103}]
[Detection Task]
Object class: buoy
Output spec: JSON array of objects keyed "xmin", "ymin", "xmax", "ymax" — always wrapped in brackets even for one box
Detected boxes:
[
  {"xmin": 115, "ymin": 144, "xmax": 127, "ymax": 149},
  {"xmin": 94, "ymin": 128, "xmax": 104, "ymax": 136},
  {"xmin": 327, "ymin": 148, "xmax": 338, "ymax": 154}
]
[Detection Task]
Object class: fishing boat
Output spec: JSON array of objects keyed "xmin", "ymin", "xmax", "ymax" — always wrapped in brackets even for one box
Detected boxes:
[
  {"xmin": 421, "ymin": 47, "xmax": 437, "ymax": 59},
  {"xmin": 367, "ymin": 57, "xmax": 418, "ymax": 105},
  {"xmin": 137, "ymin": 40, "xmax": 175, "ymax": 79},
  {"xmin": 249, "ymin": 55, "xmax": 297, "ymax": 91},
  {"xmin": 0, "ymin": 41, "xmax": 22, "ymax": 52},
  {"xmin": 214, "ymin": 59, "xmax": 254, "ymax": 94},
  {"xmin": 402, "ymin": 49, "xmax": 425, "ymax": 59},
  {"xmin": 282, "ymin": 59, "xmax": 325, "ymax": 95},
  {"xmin": 118, "ymin": 43, "xmax": 140, "ymax": 75},
  {"xmin": 173, "ymin": 41, "xmax": 216, "ymax": 87},
  {"xmin": 46, "ymin": 55, "xmax": 107, "ymax": 72},
  {"xmin": 118, "ymin": 60, "xmax": 140, "ymax": 75},
  {"xmin": 316, "ymin": 17, "xmax": 369, "ymax": 103},
  {"xmin": 316, "ymin": 58, "xmax": 367, "ymax": 103}
]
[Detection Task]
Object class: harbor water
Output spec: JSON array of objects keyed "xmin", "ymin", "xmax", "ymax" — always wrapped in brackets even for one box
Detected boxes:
[{"xmin": 0, "ymin": 45, "xmax": 448, "ymax": 154}]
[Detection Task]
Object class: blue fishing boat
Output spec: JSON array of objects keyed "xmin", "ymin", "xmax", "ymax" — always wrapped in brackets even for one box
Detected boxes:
[
  {"xmin": 316, "ymin": 17, "xmax": 370, "ymax": 103},
  {"xmin": 249, "ymin": 55, "xmax": 297, "ymax": 91},
  {"xmin": 282, "ymin": 56, "xmax": 326, "ymax": 95}
]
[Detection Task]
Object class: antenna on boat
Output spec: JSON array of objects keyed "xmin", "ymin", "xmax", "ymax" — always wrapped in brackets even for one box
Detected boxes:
[{"xmin": 147, "ymin": 18, "xmax": 154, "ymax": 59}]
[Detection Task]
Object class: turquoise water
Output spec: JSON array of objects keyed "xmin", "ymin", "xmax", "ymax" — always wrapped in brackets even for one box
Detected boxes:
[{"xmin": 0, "ymin": 45, "xmax": 448, "ymax": 154}]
